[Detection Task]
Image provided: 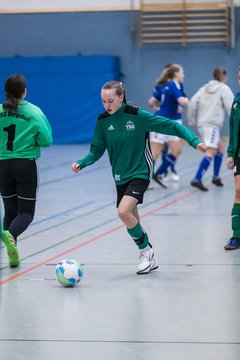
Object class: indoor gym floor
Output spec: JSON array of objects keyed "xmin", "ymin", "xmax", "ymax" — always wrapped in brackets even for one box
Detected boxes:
[{"xmin": 0, "ymin": 144, "xmax": 240, "ymax": 360}]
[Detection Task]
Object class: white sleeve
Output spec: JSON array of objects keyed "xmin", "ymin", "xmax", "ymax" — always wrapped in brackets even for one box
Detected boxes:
[
  {"xmin": 187, "ymin": 86, "xmax": 204, "ymax": 125},
  {"xmin": 221, "ymin": 85, "xmax": 234, "ymax": 116}
]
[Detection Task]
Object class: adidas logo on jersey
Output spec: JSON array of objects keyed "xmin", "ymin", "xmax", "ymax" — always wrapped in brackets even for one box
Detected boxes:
[{"xmin": 108, "ymin": 125, "xmax": 115, "ymax": 130}]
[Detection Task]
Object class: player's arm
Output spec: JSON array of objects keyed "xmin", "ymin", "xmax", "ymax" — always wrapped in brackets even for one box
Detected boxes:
[
  {"xmin": 171, "ymin": 82, "xmax": 189, "ymax": 107},
  {"xmin": 148, "ymin": 96, "xmax": 160, "ymax": 112},
  {"xmin": 226, "ymin": 100, "xmax": 236, "ymax": 161},
  {"xmin": 177, "ymin": 96, "xmax": 189, "ymax": 106},
  {"xmin": 142, "ymin": 109, "xmax": 205, "ymax": 151},
  {"xmin": 72, "ymin": 121, "xmax": 106, "ymax": 172},
  {"xmin": 222, "ymin": 86, "xmax": 234, "ymax": 116},
  {"xmin": 36, "ymin": 113, "xmax": 53, "ymax": 147},
  {"xmin": 187, "ymin": 87, "xmax": 203, "ymax": 126},
  {"xmin": 226, "ymin": 157, "xmax": 234, "ymax": 170}
]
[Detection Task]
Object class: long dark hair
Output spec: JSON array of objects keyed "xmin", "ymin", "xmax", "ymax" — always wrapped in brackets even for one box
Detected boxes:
[
  {"xmin": 3, "ymin": 73, "xmax": 26, "ymax": 111},
  {"xmin": 102, "ymin": 80, "xmax": 127, "ymax": 104}
]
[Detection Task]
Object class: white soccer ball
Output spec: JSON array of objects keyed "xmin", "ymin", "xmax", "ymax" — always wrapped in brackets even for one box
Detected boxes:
[{"xmin": 56, "ymin": 259, "xmax": 83, "ymax": 287}]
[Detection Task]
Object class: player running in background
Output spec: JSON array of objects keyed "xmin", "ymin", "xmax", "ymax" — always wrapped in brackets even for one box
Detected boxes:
[
  {"xmin": 151, "ymin": 64, "xmax": 189, "ymax": 188},
  {"xmin": 0, "ymin": 74, "xmax": 52, "ymax": 267},
  {"xmin": 188, "ymin": 68, "xmax": 234, "ymax": 191},
  {"xmin": 149, "ymin": 64, "xmax": 173, "ymax": 175},
  {"xmin": 72, "ymin": 80, "xmax": 206, "ymax": 275},
  {"xmin": 149, "ymin": 64, "xmax": 178, "ymax": 188}
]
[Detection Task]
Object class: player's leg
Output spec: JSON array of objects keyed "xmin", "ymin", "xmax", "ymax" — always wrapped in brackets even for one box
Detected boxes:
[
  {"xmin": 3, "ymin": 195, "xmax": 18, "ymax": 230},
  {"xmin": 161, "ymin": 143, "xmax": 169, "ymax": 175},
  {"xmin": 167, "ymin": 139, "xmax": 181, "ymax": 181},
  {"xmin": 212, "ymin": 140, "xmax": 224, "ymax": 186},
  {"xmin": 155, "ymin": 137, "xmax": 181, "ymax": 180},
  {"xmin": 1, "ymin": 159, "xmax": 38, "ymax": 267},
  {"xmin": 12, "ymin": 159, "xmax": 37, "ymax": 237},
  {"xmin": 191, "ymin": 127, "xmax": 219, "ymax": 191},
  {"xmin": 117, "ymin": 179, "xmax": 158, "ymax": 274},
  {"xmin": 8, "ymin": 197, "xmax": 36, "ymax": 239},
  {"xmin": 150, "ymin": 134, "xmax": 167, "ymax": 188},
  {"xmin": 0, "ymin": 160, "xmax": 20, "ymax": 267},
  {"xmin": 150, "ymin": 138, "xmax": 164, "ymax": 161},
  {"xmin": 225, "ymin": 160, "xmax": 240, "ymax": 250}
]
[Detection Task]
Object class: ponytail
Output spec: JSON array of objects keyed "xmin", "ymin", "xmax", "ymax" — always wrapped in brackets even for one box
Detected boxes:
[{"xmin": 3, "ymin": 74, "xmax": 26, "ymax": 111}]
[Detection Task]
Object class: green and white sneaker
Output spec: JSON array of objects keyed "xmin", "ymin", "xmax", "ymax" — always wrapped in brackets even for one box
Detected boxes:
[{"xmin": 1, "ymin": 230, "xmax": 20, "ymax": 268}]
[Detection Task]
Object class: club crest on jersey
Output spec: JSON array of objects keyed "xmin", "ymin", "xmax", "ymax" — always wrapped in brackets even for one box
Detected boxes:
[{"xmin": 126, "ymin": 121, "xmax": 135, "ymax": 131}]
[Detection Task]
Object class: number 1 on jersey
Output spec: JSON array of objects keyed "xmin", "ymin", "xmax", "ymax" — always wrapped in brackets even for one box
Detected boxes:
[{"xmin": 4, "ymin": 124, "xmax": 16, "ymax": 151}]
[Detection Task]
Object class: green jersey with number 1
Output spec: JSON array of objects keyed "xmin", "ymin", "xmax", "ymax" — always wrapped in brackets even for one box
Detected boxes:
[
  {"xmin": 77, "ymin": 104, "xmax": 201, "ymax": 185},
  {"xmin": 0, "ymin": 100, "xmax": 52, "ymax": 159}
]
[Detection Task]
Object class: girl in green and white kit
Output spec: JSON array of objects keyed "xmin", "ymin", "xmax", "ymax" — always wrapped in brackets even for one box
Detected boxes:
[
  {"xmin": 0, "ymin": 74, "xmax": 52, "ymax": 267},
  {"xmin": 224, "ymin": 68, "xmax": 240, "ymax": 250},
  {"xmin": 72, "ymin": 81, "xmax": 206, "ymax": 274}
]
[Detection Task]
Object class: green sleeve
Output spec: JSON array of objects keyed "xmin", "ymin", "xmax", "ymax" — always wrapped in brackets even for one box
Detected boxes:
[
  {"xmin": 77, "ymin": 121, "xmax": 106, "ymax": 169},
  {"xmin": 35, "ymin": 112, "xmax": 53, "ymax": 147},
  {"xmin": 141, "ymin": 109, "xmax": 201, "ymax": 149},
  {"xmin": 227, "ymin": 103, "xmax": 235, "ymax": 158}
]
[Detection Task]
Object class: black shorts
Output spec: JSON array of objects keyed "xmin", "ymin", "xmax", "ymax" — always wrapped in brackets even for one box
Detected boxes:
[
  {"xmin": 116, "ymin": 178, "xmax": 149, "ymax": 207},
  {"xmin": 234, "ymin": 157, "xmax": 240, "ymax": 176},
  {"xmin": 0, "ymin": 158, "xmax": 38, "ymax": 199}
]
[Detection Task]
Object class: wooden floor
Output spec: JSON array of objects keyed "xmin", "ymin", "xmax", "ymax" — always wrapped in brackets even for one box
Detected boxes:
[{"xmin": 0, "ymin": 144, "xmax": 240, "ymax": 360}]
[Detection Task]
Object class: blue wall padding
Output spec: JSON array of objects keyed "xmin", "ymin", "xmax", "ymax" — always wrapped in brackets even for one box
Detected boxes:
[{"xmin": 0, "ymin": 56, "xmax": 121, "ymax": 143}]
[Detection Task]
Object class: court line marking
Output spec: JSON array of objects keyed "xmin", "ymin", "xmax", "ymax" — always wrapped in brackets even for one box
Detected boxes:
[
  {"xmin": 30, "ymin": 201, "xmax": 94, "ymax": 226},
  {"xmin": 0, "ymin": 171, "xmax": 199, "ymax": 255},
  {"xmin": 0, "ymin": 187, "xmax": 211, "ymax": 285},
  {"xmin": 0, "ymin": 185, "xmax": 196, "ymax": 271},
  {"xmin": 0, "ymin": 202, "xmax": 115, "ymax": 254},
  {"xmin": 0, "ymin": 338, "xmax": 239, "ymax": 345},
  {"xmin": 0, "ymin": 167, "xmax": 232, "ymax": 252},
  {"xmin": 0, "ymin": 171, "xmax": 232, "ymax": 284}
]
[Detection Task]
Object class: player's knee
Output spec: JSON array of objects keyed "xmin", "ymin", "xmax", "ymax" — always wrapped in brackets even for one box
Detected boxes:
[
  {"xmin": 235, "ymin": 188, "xmax": 240, "ymax": 202},
  {"xmin": 118, "ymin": 207, "xmax": 129, "ymax": 223}
]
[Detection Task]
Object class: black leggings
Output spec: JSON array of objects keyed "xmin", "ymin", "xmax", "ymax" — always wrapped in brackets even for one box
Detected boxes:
[
  {"xmin": 0, "ymin": 158, "xmax": 38, "ymax": 240},
  {"xmin": 2, "ymin": 196, "xmax": 36, "ymax": 240}
]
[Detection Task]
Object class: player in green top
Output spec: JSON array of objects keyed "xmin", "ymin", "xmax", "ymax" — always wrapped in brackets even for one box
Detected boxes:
[
  {"xmin": 224, "ymin": 68, "xmax": 240, "ymax": 250},
  {"xmin": 0, "ymin": 73, "xmax": 52, "ymax": 267},
  {"xmin": 72, "ymin": 81, "xmax": 206, "ymax": 274}
]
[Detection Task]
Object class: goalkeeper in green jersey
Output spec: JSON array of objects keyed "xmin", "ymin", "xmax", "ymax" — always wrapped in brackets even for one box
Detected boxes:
[
  {"xmin": 0, "ymin": 74, "xmax": 52, "ymax": 267},
  {"xmin": 72, "ymin": 81, "xmax": 206, "ymax": 275}
]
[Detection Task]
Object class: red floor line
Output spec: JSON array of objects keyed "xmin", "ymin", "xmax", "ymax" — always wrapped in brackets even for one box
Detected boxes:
[
  {"xmin": 0, "ymin": 183, "xmax": 224, "ymax": 286},
  {"xmin": 0, "ymin": 224, "xmax": 124, "ymax": 285}
]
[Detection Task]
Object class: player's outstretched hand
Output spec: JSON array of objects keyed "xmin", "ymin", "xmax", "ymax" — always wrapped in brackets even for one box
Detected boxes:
[
  {"xmin": 72, "ymin": 163, "xmax": 81, "ymax": 172},
  {"xmin": 226, "ymin": 157, "xmax": 234, "ymax": 170},
  {"xmin": 196, "ymin": 143, "xmax": 207, "ymax": 153}
]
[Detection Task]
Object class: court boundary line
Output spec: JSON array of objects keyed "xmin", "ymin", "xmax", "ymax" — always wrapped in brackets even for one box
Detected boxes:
[{"xmin": 0, "ymin": 338, "xmax": 239, "ymax": 345}]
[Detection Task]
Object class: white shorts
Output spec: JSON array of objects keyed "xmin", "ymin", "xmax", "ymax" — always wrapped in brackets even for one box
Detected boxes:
[
  {"xmin": 198, "ymin": 126, "xmax": 220, "ymax": 149},
  {"xmin": 150, "ymin": 120, "xmax": 182, "ymax": 144}
]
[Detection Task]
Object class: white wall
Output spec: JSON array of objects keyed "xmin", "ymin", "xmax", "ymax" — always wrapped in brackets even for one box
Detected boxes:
[
  {"xmin": 0, "ymin": 0, "xmax": 138, "ymax": 13},
  {"xmin": 0, "ymin": 0, "xmax": 239, "ymax": 14}
]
